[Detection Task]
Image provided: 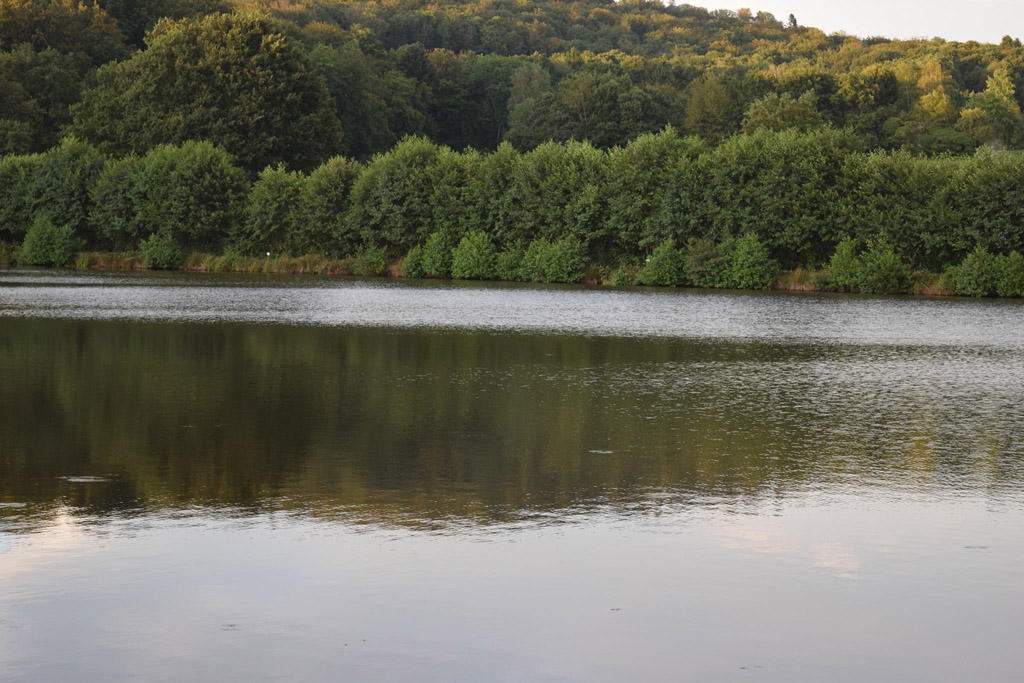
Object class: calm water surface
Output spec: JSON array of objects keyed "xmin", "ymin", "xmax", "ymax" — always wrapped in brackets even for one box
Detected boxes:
[{"xmin": 1, "ymin": 269, "xmax": 1023, "ymax": 682}]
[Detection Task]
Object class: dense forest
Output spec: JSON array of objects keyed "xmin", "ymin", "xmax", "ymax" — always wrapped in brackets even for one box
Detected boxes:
[{"xmin": 2, "ymin": 0, "xmax": 1024, "ymax": 295}]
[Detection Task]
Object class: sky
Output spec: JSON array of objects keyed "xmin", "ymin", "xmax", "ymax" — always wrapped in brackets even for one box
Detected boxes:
[{"xmin": 711, "ymin": 1, "xmax": 1022, "ymax": 43}]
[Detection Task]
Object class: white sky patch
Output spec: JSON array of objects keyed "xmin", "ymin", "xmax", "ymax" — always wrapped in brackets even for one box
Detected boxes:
[{"xmin": 706, "ymin": 1, "xmax": 1022, "ymax": 43}]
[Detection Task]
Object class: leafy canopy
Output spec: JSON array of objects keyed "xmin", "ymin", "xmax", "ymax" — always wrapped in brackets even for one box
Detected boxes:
[{"xmin": 71, "ymin": 12, "xmax": 343, "ymax": 172}]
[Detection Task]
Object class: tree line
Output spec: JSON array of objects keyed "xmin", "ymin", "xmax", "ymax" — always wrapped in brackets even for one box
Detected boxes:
[
  {"xmin": 4, "ymin": 3, "xmax": 1024, "ymax": 168},
  {"xmin": 2, "ymin": 128, "xmax": 1023, "ymax": 296}
]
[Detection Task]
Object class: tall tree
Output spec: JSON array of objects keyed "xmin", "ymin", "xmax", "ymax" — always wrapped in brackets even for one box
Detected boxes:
[{"xmin": 71, "ymin": 12, "xmax": 343, "ymax": 172}]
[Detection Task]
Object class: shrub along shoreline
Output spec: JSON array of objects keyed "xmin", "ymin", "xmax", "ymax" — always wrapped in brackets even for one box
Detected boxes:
[
  {"xmin": 1, "ymin": 245, "xmax": 1010, "ymax": 298},
  {"xmin": 2, "ymin": 127, "xmax": 1024, "ymax": 298}
]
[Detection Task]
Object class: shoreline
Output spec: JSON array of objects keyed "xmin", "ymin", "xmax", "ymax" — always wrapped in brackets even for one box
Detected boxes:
[{"xmin": 0, "ymin": 250, "xmax": 972, "ymax": 298}]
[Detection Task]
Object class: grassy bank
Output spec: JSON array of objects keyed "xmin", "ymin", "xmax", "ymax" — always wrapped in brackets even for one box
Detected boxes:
[
  {"xmin": 2, "ymin": 247, "xmax": 980, "ymax": 298},
  {"xmin": 62, "ymin": 250, "xmax": 397, "ymax": 277}
]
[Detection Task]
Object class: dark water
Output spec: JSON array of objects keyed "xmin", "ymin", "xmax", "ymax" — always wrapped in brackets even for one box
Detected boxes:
[{"xmin": 1, "ymin": 269, "xmax": 1023, "ymax": 682}]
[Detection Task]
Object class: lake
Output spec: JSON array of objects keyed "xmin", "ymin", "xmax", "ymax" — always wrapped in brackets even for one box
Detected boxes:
[{"xmin": 1, "ymin": 269, "xmax": 1023, "ymax": 682}]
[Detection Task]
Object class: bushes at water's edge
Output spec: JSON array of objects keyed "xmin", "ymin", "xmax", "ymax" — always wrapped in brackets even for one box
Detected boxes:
[
  {"xmin": 954, "ymin": 247, "xmax": 1024, "ymax": 297},
  {"xmin": 139, "ymin": 232, "xmax": 185, "ymax": 270},
  {"xmin": 2, "ymin": 128, "xmax": 1024, "ymax": 297},
  {"xmin": 451, "ymin": 232, "xmax": 497, "ymax": 280},
  {"xmin": 0, "ymin": 241, "xmax": 986, "ymax": 297},
  {"xmin": 20, "ymin": 214, "xmax": 82, "ymax": 266},
  {"xmin": 632, "ymin": 234, "xmax": 778, "ymax": 289}
]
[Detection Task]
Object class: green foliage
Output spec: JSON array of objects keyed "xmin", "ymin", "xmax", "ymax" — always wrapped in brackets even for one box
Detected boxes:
[
  {"xmin": 11, "ymin": 0, "xmax": 1024, "ymax": 176},
  {"xmin": 0, "ymin": 45, "xmax": 81, "ymax": 153},
  {"xmin": 465, "ymin": 142, "xmax": 521, "ymax": 243},
  {"xmin": 742, "ymin": 92, "xmax": 825, "ymax": 134},
  {"xmin": 839, "ymin": 152, "xmax": 959, "ymax": 270},
  {"xmin": 297, "ymin": 156, "xmax": 360, "ymax": 256},
  {"xmin": 605, "ymin": 127, "xmax": 705, "ymax": 260},
  {"xmin": 0, "ymin": 0, "xmax": 128, "ymax": 73},
  {"xmin": 954, "ymin": 247, "xmax": 1001, "ymax": 297},
  {"xmin": 684, "ymin": 73, "xmax": 739, "ymax": 144},
  {"xmin": 957, "ymin": 70, "xmax": 1024, "ymax": 149},
  {"xmin": 722, "ymin": 233, "xmax": 779, "ymax": 289},
  {"xmin": 697, "ymin": 127, "xmax": 856, "ymax": 266},
  {"xmin": 519, "ymin": 239, "xmax": 551, "ymax": 282},
  {"xmin": 684, "ymin": 238, "xmax": 727, "ymax": 288},
  {"xmin": 504, "ymin": 141, "xmax": 605, "ymax": 255},
  {"xmin": 0, "ymin": 153, "xmax": 40, "ymax": 240},
  {"xmin": 239, "ymin": 164, "xmax": 304, "ymax": 256},
  {"xmin": 996, "ymin": 251, "xmax": 1024, "ymax": 297},
  {"xmin": 353, "ymin": 244, "xmax": 389, "ymax": 276},
  {"xmin": 32, "ymin": 137, "xmax": 106, "ymax": 245},
  {"xmin": 138, "ymin": 231, "xmax": 185, "ymax": 270},
  {"xmin": 401, "ymin": 245, "xmax": 425, "ymax": 279},
  {"xmin": 496, "ymin": 242, "xmax": 525, "ymax": 281},
  {"xmin": 346, "ymin": 136, "xmax": 446, "ymax": 256},
  {"xmin": 89, "ymin": 154, "xmax": 143, "ymax": 250},
  {"xmin": 20, "ymin": 214, "xmax": 81, "ymax": 266},
  {"xmin": 450, "ymin": 232, "xmax": 497, "ymax": 280},
  {"xmin": 506, "ymin": 70, "xmax": 667, "ymax": 151},
  {"xmin": 94, "ymin": 0, "xmax": 231, "ymax": 48},
  {"xmin": 857, "ymin": 240, "xmax": 910, "ymax": 295},
  {"xmin": 428, "ymin": 147, "xmax": 478, "ymax": 240},
  {"xmin": 2, "ymin": 124, "xmax": 1024, "ymax": 298},
  {"xmin": 519, "ymin": 237, "xmax": 587, "ymax": 284},
  {"xmin": 610, "ymin": 268, "xmax": 637, "ymax": 286},
  {"xmin": 71, "ymin": 12, "xmax": 342, "ymax": 172},
  {"xmin": 827, "ymin": 238, "xmax": 862, "ymax": 291},
  {"xmin": 307, "ymin": 42, "xmax": 393, "ymax": 159},
  {"xmin": 133, "ymin": 141, "xmax": 246, "ymax": 251},
  {"xmin": 635, "ymin": 239, "xmax": 684, "ymax": 286},
  {"xmin": 421, "ymin": 230, "xmax": 455, "ymax": 277},
  {"xmin": 951, "ymin": 150, "xmax": 1024, "ymax": 256}
]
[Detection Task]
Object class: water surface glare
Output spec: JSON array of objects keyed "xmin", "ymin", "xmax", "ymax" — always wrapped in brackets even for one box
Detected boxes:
[{"xmin": 1, "ymin": 270, "xmax": 1023, "ymax": 682}]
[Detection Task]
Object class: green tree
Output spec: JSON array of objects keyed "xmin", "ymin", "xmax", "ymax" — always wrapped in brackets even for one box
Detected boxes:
[
  {"xmin": 826, "ymin": 238, "xmax": 861, "ymax": 291},
  {"xmin": 683, "ymin": 73, "xmax": 740, "ymax": 143},
  {"xmin": 464, "ymin": 142, "xmax": 521, "ymax": 245},
  {"xmin": 0, "ymin": 153, "xmax": 40, "ymax": 241},
  {"xmin": 296, "ymin": 156, "xmax": 361, "ymax": 256},
  {"xmin": 32, "ymin": 137, "xmax": 106, "ymax": 247},
  {"xmin": 421, "ymin": 230, "xmax": 455, "ymax": 277},
  {"xmin": 742, "ymin": 92, "xmax": 824, "ymax": 134},
  {"xmin": 503, "ymin": 140, "xmax": 605, "ymax": 253},
  {"xmin": 71, "ymin": 12, "xmax": 343, "ymax": 172},
  {"xmin": 94, "ymin": 0, "xmax": 229, "ymax": 47},
  {"xmin": 346, "ymin": 136, "xmax": 447, "ymax": 256},
  {"xmin": 0, "ymin": 0, "xmax": 127, "ymax": 73},
  {"xmin": 996, "ymin": 251, "xmax": 1024, "ymax": 297},
  {"xmin": 698, "ymin": 128, "xmax": 854, "ymax": 267},
  {"xmin": 952, "ymin": 149, "xmax": 1024, "ymax": 255},
  {"xmin": 958, "ymin": 70, "xmax": 1024, "ymax": 148},
  {"xmin": 133, "ymin": 141, "xmax": 247, "ymax": 251},
  {"xmin": 857, "ymin": 239, "xmax": 910, "ymax": 294},
  {"xmin": 238, "ymin": 164, "xmax": 304, "ymax": 255},
  {"xmin": 722, "ymin": 232, "xmax": 779, "ymax": 289},
  {"xmin": 138, "ymin": 231, "xmax": 185, "ymax": 269},
  {"xmin": 307, "ymin": 41, "xmax": 392, "ymax": 158},
  {"xmin": 839, "ymin": 151, "xmax": 961, "ymax": 270},
  {"xmin": 89, "ymin": 154, "xmax": 144, "ymax": 250},
  {"xmin": 20, "ymin": 214, "xmax": 81, "ymax": 266},
  {"xmin": 954, "ymin": 246, "xmax": 1000, "ymax": 297},
  {"xmin": 451, "ymin": 232, "xmax": 498, "ymax": 280},
  {"xmin": 0, "ymin": 45, "xmax": 81, "ymax": 153},
  {"xmin": 604, "ymin": 126, "xmax": 704, "ymax": 260},
  {"xmin": 466, "ymin": 55, "xmax": 516, "ymax": 148},
  {"xmin": 635, "ymin": 239, "xmax": 684, "ymax": 286}
]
